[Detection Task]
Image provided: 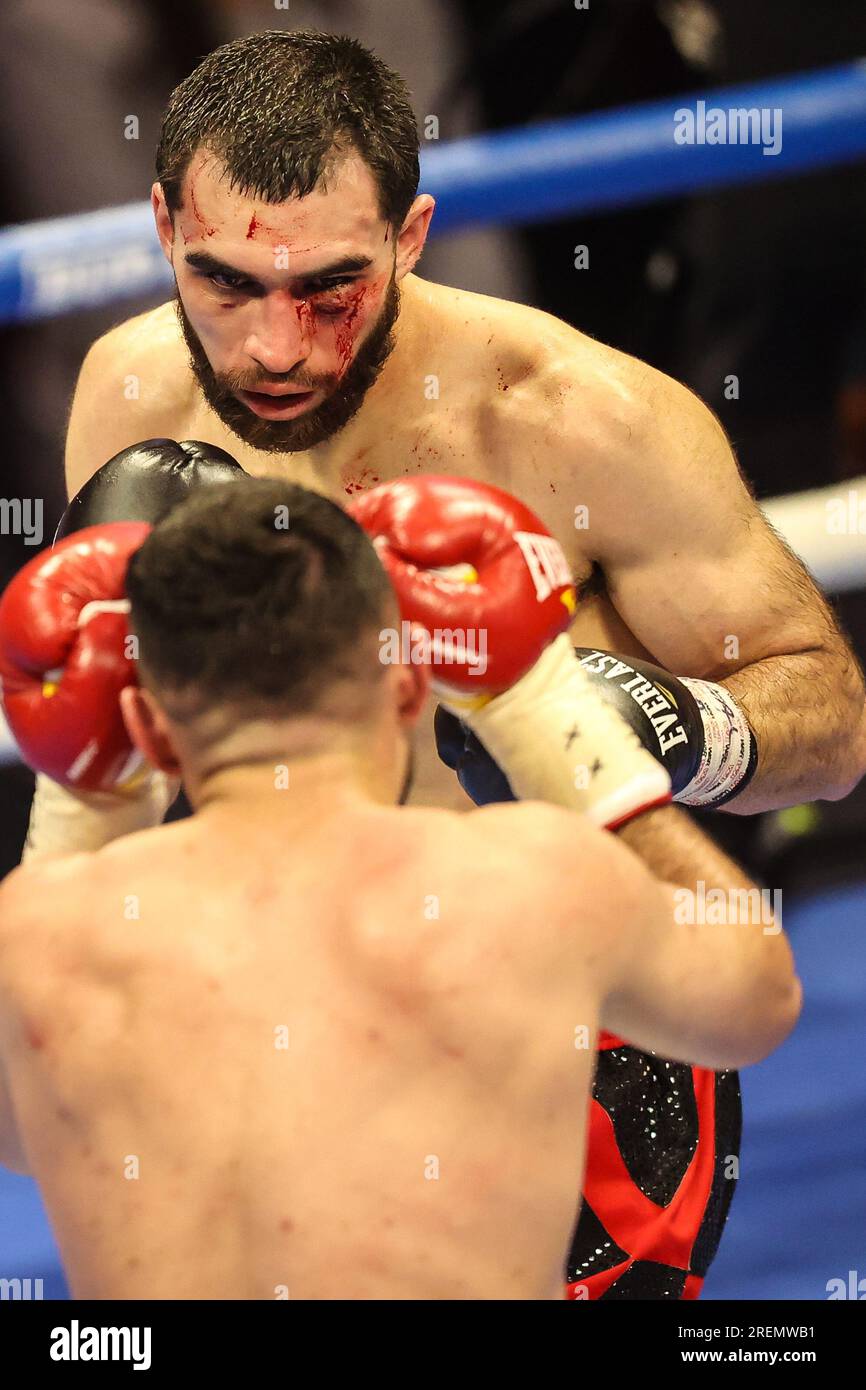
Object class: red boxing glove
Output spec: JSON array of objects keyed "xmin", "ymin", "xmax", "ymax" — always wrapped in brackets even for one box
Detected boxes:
[
  {"xmin": 0, "ymin": 522, "xmax": 151, "ymax": 790},
  {"xmin": 349, "ymin": 475, "xmax": 576, "ymax": 701}
]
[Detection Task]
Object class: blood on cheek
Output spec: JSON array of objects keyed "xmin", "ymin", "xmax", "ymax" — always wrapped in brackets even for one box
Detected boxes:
[
  {"xmin": 284, "ymin": 283, "xmax": 378, "ymax": 377},
  {"xmin": 330, "ymin": 283, "xmax": 378, "ymax": 375},
  {"xmin": 296, "ymin": 297, "xmax": 315, "ymax": 339},
  {"xmin": 208, "ymin": 280, "xmax": 383, "ymax": 369}
]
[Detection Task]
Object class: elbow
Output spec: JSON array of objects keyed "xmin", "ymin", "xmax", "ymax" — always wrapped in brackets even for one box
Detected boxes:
[
  {"xmin": 823, "ymin": 708, "xmax": 866, "ymax": 798},
  {"xmin": 824, "ymin": 698, "xmax": 866, "ymax": 801},
  {"xmin": 841, "ymin": 705, "xmax": 866, "ymax": 797},
  {"xmin": 763, "ymin": 970, "xmax": 803, "ymax": 1058},
  {"xmin": 725, "ymin": 968, "xmax": 803, "ymax": 1070},
  {"xmin": 700, "ymin": 929, "xmax": 803, "ymax": 1070},
  {"xmin": 821, "ymin": 763, "xmax": 866, "ymax": 805}
]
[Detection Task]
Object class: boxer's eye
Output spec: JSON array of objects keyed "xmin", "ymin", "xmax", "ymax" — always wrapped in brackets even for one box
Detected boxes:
[
  {"xmin": 307, "ymin": 276, "xmax": 355, "ymax": 293},
  {"xmin": 204, "ymin": 271, "xmax": 253, "ymax": 293},
  {"xmin": 307, "ymin": 277, "xmax": 358, "ymax": 314},
  {"xmin": 199, "ymin": 269, "xmax": 358, "ymax": 310}
]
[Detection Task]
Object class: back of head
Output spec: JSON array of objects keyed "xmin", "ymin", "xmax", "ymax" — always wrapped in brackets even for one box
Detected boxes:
[
  {"xmin": 125, "ymin": 478, "xmax": 395, "ymax": 740},
  {"xmin": 156, "ymin": 28, "xmax": 420, "ymax": 230}
]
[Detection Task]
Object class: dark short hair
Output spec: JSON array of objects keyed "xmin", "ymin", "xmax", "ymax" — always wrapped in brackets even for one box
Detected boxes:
[
  {"xmin": 156, "ymin": 29, "xmax": 420, "ymax": 229},
  {"xmin": 125, "ymin": 478, "xmax": 395, "ymax": 722}
]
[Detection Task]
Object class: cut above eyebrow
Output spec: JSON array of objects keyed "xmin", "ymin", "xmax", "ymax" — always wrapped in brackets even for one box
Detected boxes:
[{"xmin": 184, "ymin": 251, "xmax": 375, "ymax": 283}]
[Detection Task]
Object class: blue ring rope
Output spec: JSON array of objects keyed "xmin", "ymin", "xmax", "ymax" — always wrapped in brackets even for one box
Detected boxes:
[{"xmin": 1, "ymin": 60, "xmax": 865, "ymax": 324}]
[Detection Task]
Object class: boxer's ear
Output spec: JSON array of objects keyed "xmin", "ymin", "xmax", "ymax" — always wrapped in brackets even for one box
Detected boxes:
[
  {"xmin": 393, "ymin": 627, "xmax": 429, "ymax": 725},
  {"xmin": 151, "ymin": 182, "xmax": 175, "ymax": 262},
  {"xmin": 394, "ymin": 195, "xmax": 435, "ymax": 280},
  {"xmin": 120, "ymin": 685, "xmax": 182, "ymax": 776}
]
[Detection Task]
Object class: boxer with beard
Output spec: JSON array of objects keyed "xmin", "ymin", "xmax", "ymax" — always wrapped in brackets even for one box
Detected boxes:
[{"xmin": 174, "ymin": 272, "xmax": 401, "ymax": 455}]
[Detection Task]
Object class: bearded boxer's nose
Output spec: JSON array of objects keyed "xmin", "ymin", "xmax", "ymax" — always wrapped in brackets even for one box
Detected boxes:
[{"xmin": 245, "ymin": 293, "xmax": 314, "ymax": 374}]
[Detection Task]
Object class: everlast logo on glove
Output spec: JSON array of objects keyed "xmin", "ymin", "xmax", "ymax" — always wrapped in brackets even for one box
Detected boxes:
[
  {"xmin": 576, "ymin": 651, "xmax": 691, "ymax": 757},
  {"xmin": 349, "ymin": 475, "xmax": 576, "ymax": 695},
  {"xmin": 513, "ymin": 531, "xmax": 574, "ymax": 604},
  {"xmin": 572, "ymin": 648, "xmax": 758, "ymax": 807}
]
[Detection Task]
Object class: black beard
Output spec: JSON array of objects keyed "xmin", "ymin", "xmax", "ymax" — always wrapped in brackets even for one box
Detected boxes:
[{"xmin": 174, "ymin": 276, "xmax": 401, "ymax": 454}]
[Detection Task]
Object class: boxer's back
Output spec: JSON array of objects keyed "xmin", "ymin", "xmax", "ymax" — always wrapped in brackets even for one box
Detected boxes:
[{"xmin": 0, "ymin": 801, "xmax": 602, "ymax": 1299}]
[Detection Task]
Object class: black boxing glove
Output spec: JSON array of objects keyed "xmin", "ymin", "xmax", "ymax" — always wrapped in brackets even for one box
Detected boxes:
[
  {"xmin": 56, "ymin": 438, "xmax": 245, "ymax": 538},
  {"xmin": 24, "ymin": 440, "xmax": 245, "ymax": 861},
  {"xmin": 573, "ymin": 649, "xmax": 757, "ymax": 808},
  {"xmin": 435, "ymin": 648, "xmax": 758, "ymax": 811}
]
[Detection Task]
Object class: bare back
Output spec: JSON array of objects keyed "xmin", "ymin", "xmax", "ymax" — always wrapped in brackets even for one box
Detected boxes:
[{"xmin": 0, "ymin": 802, "xmax": 603, "ymax": 1299}]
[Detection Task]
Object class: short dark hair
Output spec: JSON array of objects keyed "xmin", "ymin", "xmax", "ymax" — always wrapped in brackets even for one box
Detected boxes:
[
  {"xmin": 125, "ymin": 478, "xmax": 395, "ymax": 722},
  {"xmin": 156, "ymin": 29, "xmax": 420, "ymax": 229}
]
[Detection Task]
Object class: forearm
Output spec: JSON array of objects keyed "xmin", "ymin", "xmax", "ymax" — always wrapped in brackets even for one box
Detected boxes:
[
  {"xmin": 719, "ymin": 647, "xmax": 866, "ymax": 813},
  {"xmin": 617, "ymin": 803, "xmax": 769, "ymax": 901},
  {"xmin": 607, "ymin": 805, "xmax": 799, "ymax": 1068}
]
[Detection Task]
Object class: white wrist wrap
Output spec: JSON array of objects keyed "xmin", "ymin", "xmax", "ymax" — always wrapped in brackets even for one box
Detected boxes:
[
  {"xmin": 676, "ymin": 677, "xmax": 755, "ymax": 807},
  {"xmin": 23, "ymin": 769, "xmax": 177, "ymax": 862},
  {"xmin": 444, "ymin": 634, "xmax": 672, "ymax": 827}
]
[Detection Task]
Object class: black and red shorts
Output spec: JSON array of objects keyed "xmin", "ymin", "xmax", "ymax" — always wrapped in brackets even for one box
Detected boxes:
[{"xmin": 566, "ymin": 1035, "xmax": 742, "ymax": 1300}]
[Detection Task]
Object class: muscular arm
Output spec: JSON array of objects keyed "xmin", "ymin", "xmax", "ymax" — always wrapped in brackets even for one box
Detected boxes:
[
  {"xmin": 545, "ymin": 348, "xmax": 866, "ymax": 809},
  {"xmin": 601, "ymin": 804, "xmax": 802, "ymax": 1067},
  {"xmin": 504, "ymin": 801, "xmax": 801, "ymax": 1070}
]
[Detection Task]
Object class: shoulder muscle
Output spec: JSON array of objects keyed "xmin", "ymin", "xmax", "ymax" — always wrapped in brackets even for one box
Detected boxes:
[{"xmin": 64, "ymin": 302, "xmax": 191, "ymax": 499}]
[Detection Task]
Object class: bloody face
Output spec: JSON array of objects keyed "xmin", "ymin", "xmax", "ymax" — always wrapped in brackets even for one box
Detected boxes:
[{"xmin": 168, "ymin": 149, "xmax": 403, "ymax": 453}]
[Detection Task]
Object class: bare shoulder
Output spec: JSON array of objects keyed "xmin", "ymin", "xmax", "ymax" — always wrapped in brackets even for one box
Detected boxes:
[
  {"xmin": 355, "ymin": 800, "xmax": 592, "ymax": 920},
  {"xmin": 0, "ymin": 855, "xmax": 93, "ymax": 964},
  {"xmin": 0, "ymin": 852, "xmax": 94, "ymax": 904},
  {"xmin": 435, "ymin": 799, "xmax": 624, "ymax": 931},
  {"xmin": 431, "ymin": 280, "xmax": 748, "ymax": 574},
  {"xmin": 81, "ymin": 301, "xmax": 187, "ymax": 390},
  {"xmin": 446, "ymin": 802, "xmax": 637, "ymax": 991},
  {"xmin": 65, "ymin": 300, "xmax": 196, "ymax": 496},
  {"xmin": 469, "ymin": 799, "xmax": 618, "ymax": 880},
  {"xmin": 415, "ymin": 275, "xmax": 576, "ymax": 390},
  {"xmin": 422, "ymin": 274, "xmax": 719, "ymax": 456},
  {"xmin": 512, "ymin": 312, "xmax": 712, "ymax": 450},
  {"xmin": 417, "ymin": 275, "xmax": 724, "ymax": 484}
]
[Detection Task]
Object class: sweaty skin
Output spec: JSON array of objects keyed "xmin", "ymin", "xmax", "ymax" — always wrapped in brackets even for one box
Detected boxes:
[
  {"xmin": 64, "ymin": 152, "xmax": 866, "ymax": 809},
  {"xmin": 0, "ymin": 802, "xmax": 602, "ymax": 1300},
  {"xmin": 0, "ymin": 786, "xmax": 798, "ymax": 1300},
  {"xmin": 28, "ymin": 150, "xmax": 813, "ymax": 1301}
]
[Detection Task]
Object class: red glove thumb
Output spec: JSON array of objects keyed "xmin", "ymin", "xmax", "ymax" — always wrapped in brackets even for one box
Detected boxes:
[
  {"xmin": 0, "ymin": 521, "xmax": 151, "ymax": 790},
  {"xmin": 349, "ymin": 475, "xmax": 575, "ymax": 697}
]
